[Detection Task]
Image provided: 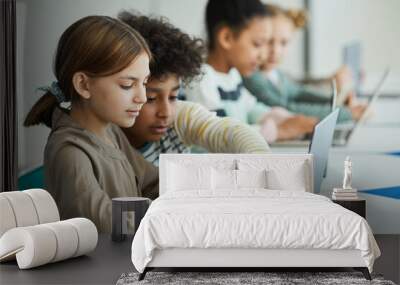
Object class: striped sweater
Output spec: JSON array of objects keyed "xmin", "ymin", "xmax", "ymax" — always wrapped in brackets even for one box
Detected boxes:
[{"xmin": 138, "ymin": 101, "xmax": 270, "ymax": 166}]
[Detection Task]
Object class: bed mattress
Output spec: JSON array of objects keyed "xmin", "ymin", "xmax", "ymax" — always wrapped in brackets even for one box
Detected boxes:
[{"xmin": 131, "ymin": 189, "xmax": 380, "ymax": 273}]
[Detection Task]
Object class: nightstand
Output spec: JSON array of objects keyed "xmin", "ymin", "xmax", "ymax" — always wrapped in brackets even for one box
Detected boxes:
[{"xmin": 332, "ymin": 199, "xmax": 366, "ymax": 218}]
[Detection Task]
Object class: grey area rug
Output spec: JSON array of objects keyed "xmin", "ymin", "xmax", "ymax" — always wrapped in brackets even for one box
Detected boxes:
[{"xmin": 116, "ymin": 271, "xmax": 396, "ymax": 285}]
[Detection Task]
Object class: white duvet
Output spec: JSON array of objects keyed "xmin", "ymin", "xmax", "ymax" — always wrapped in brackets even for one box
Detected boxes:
[{"xmin": 131, "ymin": 190, "xmax": 380, "ymax": 273}]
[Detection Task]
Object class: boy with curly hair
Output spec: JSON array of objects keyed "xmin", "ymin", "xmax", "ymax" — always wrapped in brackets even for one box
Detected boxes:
[{"xmin": 119, "ymin": 11, "xmax": 270, "ymax": 165}]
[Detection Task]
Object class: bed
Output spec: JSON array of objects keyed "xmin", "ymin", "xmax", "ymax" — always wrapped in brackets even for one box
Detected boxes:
[{"xmin": 131, "ymin": 154, "xmax": 380, "ymax": 280}]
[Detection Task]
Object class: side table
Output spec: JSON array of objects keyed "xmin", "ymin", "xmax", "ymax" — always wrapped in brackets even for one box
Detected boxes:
[{"xmin": 332, "ymin": 199, "xmax": 366, "ymax": 218}]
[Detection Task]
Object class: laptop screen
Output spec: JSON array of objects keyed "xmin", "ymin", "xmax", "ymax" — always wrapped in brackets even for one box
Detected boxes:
[
  {"xmin": 343, "ymin": 42, "xmax": 362, "ymax": 96},
  {"xmin": 308, "ymin": 109, "xmax": 340, "ymax": 193}
]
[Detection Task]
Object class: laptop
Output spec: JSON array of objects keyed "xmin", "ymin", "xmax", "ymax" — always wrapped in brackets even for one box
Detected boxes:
[
  {"xmin": 308, "ymin": 109, "xmax": 340, "ymax": 193},
  {"xmin": 342, "ymin": 42, "xmax": 362, "ymax": 98},
  {"xmin": 270, "ymin": 79, "xmax": 338, "ymax": 147},
  {"xmin": 333, "ymin": 67, "xmax": 390, "ymax": 146}
]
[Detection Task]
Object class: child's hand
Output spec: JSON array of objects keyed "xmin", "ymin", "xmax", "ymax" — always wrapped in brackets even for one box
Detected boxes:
[
  {"xmin": 276, "ymin": 115, "xmax": 318, "ymax": 141},
  {"xmin": 334, "ymin": 65, "xmax": 353, "ymax": 92},
  {"xmin": 350, "ymin": 104, "xmax": 368, "ymax": 121},
  {"xmin": 343, "ymin": 90, "xmax": 356, "ymax": 106}
]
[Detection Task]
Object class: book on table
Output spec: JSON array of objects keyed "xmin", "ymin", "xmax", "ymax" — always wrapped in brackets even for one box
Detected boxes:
[{"xmin": 332, "ymin": 188, "xmax": 359, "ymax": 200}]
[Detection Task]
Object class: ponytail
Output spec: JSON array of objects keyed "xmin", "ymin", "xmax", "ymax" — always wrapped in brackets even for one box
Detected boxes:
[
  {"xmin": 23, "ymin": 91, "xmax": 59, "ymax": 128},
  {"xmin": 265, "ymin": 4, "xmax": 308, "ymax": 29},
  {"xmin": 286, "ymin": 9, "xmax": 307, "ymax": 29}
]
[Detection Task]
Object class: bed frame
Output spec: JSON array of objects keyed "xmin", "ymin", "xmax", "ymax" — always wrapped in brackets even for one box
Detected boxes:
[
  {"xmin": 138, "ymin": 154, "xmax": 372, "ymax": 281},
  {"xmin": 139, "ymin": 248, "xmax": 371, "ymax": 280}
]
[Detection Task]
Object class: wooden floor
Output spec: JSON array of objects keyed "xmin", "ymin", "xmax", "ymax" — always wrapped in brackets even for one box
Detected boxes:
[{"xmin": 373, "ymin": 235, "xmax": 400, "ymax": 284}]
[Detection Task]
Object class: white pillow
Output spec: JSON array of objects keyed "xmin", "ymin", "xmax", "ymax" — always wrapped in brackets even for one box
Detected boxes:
[
  {"xmin": 167, "ymin": 162, "xmax": 212, "ymax": 191},
  {"xmin": 211, "ymin": 168, "xmax": 268, "ymax": 190},
  {"xmin": 212, "ymin": 168, "xmax": 237, "ymax": 190},
  {"xmin": 236, "ymin": 169, "xmax": 268, "ymax": 189},
  {"xmin": 267, "ymin": 162, "xmax": 308, "ymax": 191},
  {"xmin": 237, "ymin": 159, "xmax": 310, "ymax": 192}
]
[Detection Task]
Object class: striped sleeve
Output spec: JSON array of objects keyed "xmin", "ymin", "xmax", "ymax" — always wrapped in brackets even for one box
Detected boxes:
[{"xmin": 173, "ymin": 101, "xmax": 270, "ymax": 153}]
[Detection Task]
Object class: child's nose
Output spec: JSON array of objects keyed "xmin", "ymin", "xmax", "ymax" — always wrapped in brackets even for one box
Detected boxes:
[
  {"xmin": 133, "ymin": 86, "xmax": 147, "ymax": 104},
  {"xmin": 157, "ymin": 101, "xmax": 172, "ymax": 118},
  {"xmin": 259, "ymin": 48, "xmax": 268, "ymax": 63}
]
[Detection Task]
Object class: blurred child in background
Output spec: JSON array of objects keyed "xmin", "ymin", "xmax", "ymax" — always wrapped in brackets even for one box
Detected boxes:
[
  {"xmin": 185, "ymin": 0, "xmax": 317, "ymax": 143},
  {"xmin": 243, "ymin": 4, "xmax": 366, "ymax": 122}
]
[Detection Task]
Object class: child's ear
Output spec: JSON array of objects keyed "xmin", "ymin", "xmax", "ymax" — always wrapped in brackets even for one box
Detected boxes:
[
  {"xmin": 72, "ymin": 72, "xmax": 91, "ymax": 100},
  {"xmin": 217, "ymin": 26, "xmax": 235, "ymax": 50}
]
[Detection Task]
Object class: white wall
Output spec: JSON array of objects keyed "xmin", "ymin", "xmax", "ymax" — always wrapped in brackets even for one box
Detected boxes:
[
  {"xmin": 148, "ymin": 0, "xmax": 208, "ymax": 37},
  {"xmin": 309, "ymin": 0, "xmax": 400, "ymax": 94}
]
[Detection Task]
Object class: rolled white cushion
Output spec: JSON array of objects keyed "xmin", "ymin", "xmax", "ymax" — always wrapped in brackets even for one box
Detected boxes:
[
  {"xmin": 0, "ymin": 196, "xmax": 17, "ymax": 237},
  {"xmin": 65, "ymin": 218, "xmax": 98, "ymax": 257},
  {"xmin": 0, "ymin": 226, "xmax": 57, "ymax": 269},
  {"xmin": 0, "ymin": 218, "xmax": 98, "ymax": 269},
  {"xmin": 42, "ymin": 221, "xmax": 79, "ymax": 262},
  {"xmin": 24, "ymin": 189, "xmax": 59, "ymax": 223},
  {"xmin": 0, "ymin": 191, "xmax": 39, "ymax": 228}
]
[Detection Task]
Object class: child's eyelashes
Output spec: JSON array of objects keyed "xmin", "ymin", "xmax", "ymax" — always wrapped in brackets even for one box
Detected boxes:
[
  {"xmin": 119, "ymin": 80, "xmax": 147, "ymax": 90},
  {"xmin": 253, "ymin": 41, "xmax": 263, "ymax": 48},
  {"xmin": 145, "ymin": 95, "xmax": 178, "ymax": 103},
  {"xmin": 120, "ymin": 84, "xmax": 133, "ymax": 90}
]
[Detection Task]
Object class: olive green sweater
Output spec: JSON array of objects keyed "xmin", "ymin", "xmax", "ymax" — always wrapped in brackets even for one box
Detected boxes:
[
  {"xmin": 243, "ymin": 70, "xmax": 353, "ymax": 122},
  {"xmin": 44, "ymin": 108, "xmax": 159, "ymax": 233}
]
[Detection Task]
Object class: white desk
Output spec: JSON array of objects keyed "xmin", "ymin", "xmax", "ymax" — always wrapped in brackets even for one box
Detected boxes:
[
  {"xmin": 363, "ymin": 96, "xmax": 400, "ymax": 126},
  {"xmin": 272, "ymin": 97, "xmax": 400, "ymax": 234}
]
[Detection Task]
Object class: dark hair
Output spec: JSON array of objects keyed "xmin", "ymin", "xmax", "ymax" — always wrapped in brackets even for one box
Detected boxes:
[
  {"xmin": 118, "ymin": 11, "xmax": 205, "ymax": 85},
  {"xmin": 265, "ymin": 4, "xmax": 308, "ymax": 29},
  {"xmin": 206, "ymin": 0, "xmax": 270, "ymax": 50},
  {"xmin": 24, "ymin": 15, "xmax": 151, "ymax": 128}
]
